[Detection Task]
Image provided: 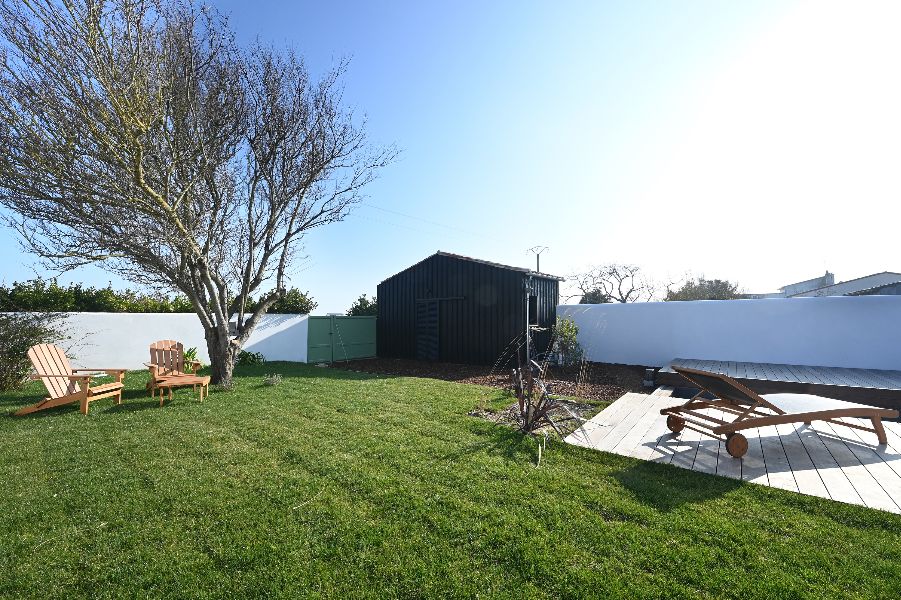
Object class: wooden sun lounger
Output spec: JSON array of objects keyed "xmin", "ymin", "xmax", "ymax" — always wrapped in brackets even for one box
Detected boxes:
[
  {"xmin": 15, "ymin": 344, "xmax": 126, "ymax": 416},
  {"xmin": 660, "ymin": 366, "xmax": 899, "ymax": 458}
]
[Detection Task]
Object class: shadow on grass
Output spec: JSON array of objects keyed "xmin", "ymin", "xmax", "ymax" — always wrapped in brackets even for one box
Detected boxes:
[
  {"xmin": 439, "ymin": 419, "xmax": 544, "ymax": 464},
  {"xmin": 2, "ymin": 378, "xmax": 208, "ymax": 418},
  {"xmin": 234, "ymin": 361, "xmax": 400, "ymax": 383},
  {"xmin": 610, "ymin": 459, "xmax": 743, "ymax": 512}
]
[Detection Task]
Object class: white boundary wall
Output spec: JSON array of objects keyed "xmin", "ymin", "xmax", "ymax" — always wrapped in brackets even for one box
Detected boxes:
[
  {"xmin": 56, "ymin": 313, "xmax": 308, "ymax": 369},
  {"xmin": 557, "ymin": 296, "xmax": 901, "ymax": 370}
]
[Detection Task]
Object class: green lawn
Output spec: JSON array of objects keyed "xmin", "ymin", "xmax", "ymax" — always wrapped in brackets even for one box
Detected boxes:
[{"xmin": 1, "ymin": 363, "xmax": 900, "ymax": 598}]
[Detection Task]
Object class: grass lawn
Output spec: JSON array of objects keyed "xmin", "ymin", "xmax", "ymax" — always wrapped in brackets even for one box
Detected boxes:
[{"xmin": 1, "ymin": 363, "xmax": 900, "ymax": 598}]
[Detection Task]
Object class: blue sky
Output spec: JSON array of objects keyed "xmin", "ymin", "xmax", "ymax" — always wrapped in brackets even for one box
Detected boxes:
[{"xmin": 3, "ymin": 0, "xmax": 899, "ymax": 311}]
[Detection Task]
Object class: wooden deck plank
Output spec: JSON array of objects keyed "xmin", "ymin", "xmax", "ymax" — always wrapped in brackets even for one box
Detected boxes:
[
  {"xmin": 783, "ymin": 364, "xmax": 805, "ymax": 384},
  {"xmin": 629, "ymin": 396, "xmax": 676, "ymax": 462},
  {"xmin": 792, "ymin": 425, "xmax": 864, "ymax": 506},
  {"xmin": 631, "ymin": 413, "xmax": 673, "ymax": 462},
  {"xmin": 861, "ymin": 369, "xmax": 901, "ymax": 390},
  {"xmin": 611, "ymin": 396, "xmax": 675, "ymax": 457},
  {"xmin": 713, "ymin": 408, "xmax": 742, "ymax": 480},
  {"xmin": 832, "ymin": 367, "xmax": 874, "ymax": 389},
  {"xmin": 668, "ymin": 417, "xmax": 704, "ymax": 471},
  {"xmin": 850, "ymin": 368, "xmax": 895, "ymax": 390},
  {"xmin": 568, "ymin": 392, "xmax": 643, "ymax": 448},
  {"xmin": 691, "ymin": 410, "xmax": 721, "ymax": 476},
  {"xmin": 879, "ymin": 369, "xmax": 901, "ymax": 387},
  {"xmin": 818, "ymin": 420, "xmax": 901, "ymax": 511},
  {"xmin": 773, "ymin": 422, "xmax": 830, "ymax": 499},
  {"xmin": 811, "ymin": 423, "xmax": 899, "ymax": 512},
  {"xmin": 769, "ymin": 363, "xmax": 792, "ymax": 383},
  {"xmin": 879, "ymin": 419, "xmax": 901, "ymax": 451},
  {"xmin": 793, "ymin": 364, "xmax": 824, "ymax": 385},
  {"xmin": 740, "ymin": 426, "xmax": 769, "ymax": 485},
  {"xmin": 840, "ymin": 418, "xmax": 901, "ymax": 480},
  {"xmin": 749, "ymin": 361, "xmax": 768, "ymax": 381},
  {"xmin": 754, "ymin": 362, "xmax": 772, "ymax": 380},
  {"xmin": 757, "ymin": 425, "xmax": 799, "ymax": 493},
  {"xmin": 662, "ymin": 357, "xmax": 901, "ymax": 392},
  {"xmin": 594, "ymin": 395, "xmax": 656, "ymax": 453},
  {"xmin": 818, "ymin": 366, "xmax": 858, "ymax": 388},
  {"xmin": 569, "ymin": 390, "xmax": 901, "ymax": 514}
]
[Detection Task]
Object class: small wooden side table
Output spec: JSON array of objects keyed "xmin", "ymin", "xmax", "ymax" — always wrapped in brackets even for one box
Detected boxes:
[{"xmin": 154, "ymin": 374, "xmax": 211, "ymax": 407}]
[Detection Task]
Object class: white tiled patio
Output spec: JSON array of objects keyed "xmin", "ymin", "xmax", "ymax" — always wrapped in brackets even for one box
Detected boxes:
[{"xmin": 566, "ymin": 388, "xmax": 901, "ymax": 513}]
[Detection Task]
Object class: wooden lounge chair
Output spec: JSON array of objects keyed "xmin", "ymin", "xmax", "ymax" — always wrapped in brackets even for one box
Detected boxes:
[
  {"xmin": 145, "ymin": 340, "xmax": 207, "ymax": 406},
  {"xmin": 661, "ymin": 366, "xmax": 899, "ymax": 458},
  {"xmin": 15, "ymin": 344, "xmax": 126, "ymax": 416}
]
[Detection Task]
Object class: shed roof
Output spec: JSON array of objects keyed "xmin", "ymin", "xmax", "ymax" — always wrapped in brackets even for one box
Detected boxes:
[{"xmin": 380, "ymin": 251, "xmax": 565, "ymax": 284}]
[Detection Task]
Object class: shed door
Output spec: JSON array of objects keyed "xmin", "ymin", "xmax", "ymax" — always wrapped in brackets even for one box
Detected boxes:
[{"xmin": 416, "ymin": 300, "xmax": 439, "ymax": 361}]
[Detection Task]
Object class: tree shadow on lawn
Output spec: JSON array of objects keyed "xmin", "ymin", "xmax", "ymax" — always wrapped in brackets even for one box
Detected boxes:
[
  {"xmin": 440, "ymin": 420, "xmax": 544, "ymax": 464},
  {"xmin": 235, "ymin": 361, "xmax": 401, "ymax": 383},
  {"xmin": 607, "ymin": 459, "xmax": 743, "ymax": 513},
  {"xmin": 1, "ymin": 382, "xmax": 205, "ymax": 418},
  {"xmin": 442, "ymin": 419, "xmax": 745, "ymax": 512}
]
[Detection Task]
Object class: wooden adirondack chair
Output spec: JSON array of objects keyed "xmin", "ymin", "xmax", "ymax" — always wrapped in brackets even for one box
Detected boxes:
[
  {"xmin": 15, "ymin": 344, "xmax": 126, "ymax": 416},
  {"xmin": 146, "ymin": 340, "xmax": 205, "ymax": 405}
]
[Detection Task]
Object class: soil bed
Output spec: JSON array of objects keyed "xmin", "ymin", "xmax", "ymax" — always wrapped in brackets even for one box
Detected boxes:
[{"xmin": 331, "ymin": 358, "xmax": 648, "ymax": 404}]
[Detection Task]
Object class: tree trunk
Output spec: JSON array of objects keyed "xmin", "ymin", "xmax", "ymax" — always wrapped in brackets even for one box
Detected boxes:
[{"xmin": 205, "ymin": 327, "xmax": 235, "ymax": 385}]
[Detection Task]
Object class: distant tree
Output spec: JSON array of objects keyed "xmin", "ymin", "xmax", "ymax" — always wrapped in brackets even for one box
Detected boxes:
[
  {"xmin": 0, "ymin": 279, "xmax": 193, "ymax": 313},
  {"xmin": 572, "ymin": 264, "xmax": 654, "ymax": 303},
  {"xmin": 346, "ymin": 294, "xmax": 377, "ymax": 316},
  {"xmin": 263, "ymin": 289, "xmax": 317, "ymax": 314},
  {"xmin": 665, "ymin": 278, "xmax": 742, "ymax": 301},
  {"xmin": 578, "ymin": 288, "xmax": 610, "ymax": 304},
  {"xmin": 0, "ymin": 279, "xmax": 320, "ymax": 313},
  {"xmin": 0, "ymin": 0, "xmax": 395, "ymax": 383}
]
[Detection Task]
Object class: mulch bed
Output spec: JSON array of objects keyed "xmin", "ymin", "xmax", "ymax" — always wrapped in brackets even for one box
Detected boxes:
[{"xmin": 330, "ymin": 357, "xmax": 648, "ymax": 404}]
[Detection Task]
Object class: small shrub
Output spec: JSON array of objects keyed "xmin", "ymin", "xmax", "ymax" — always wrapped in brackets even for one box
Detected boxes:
[
  {"xmin": 183, "ymin": 347, "xmax": 201, "ymax": 372},
  {"xmin": 553, "ymin": 316, "xmax": 583, "ymax": 367},
  {"xmin": 0, "ymin": 312, "xmax": 66, "ymax": 390},
  {"xmin": 263, "ymin": 373, "xmax": 283, "ymax": 386},
  {"xmin": 346, "ymin": 293, "xmax": 377, "ymax": 316},
  {"xmin": 236, "ymin": 350, "xmax": 265, "ymax": 366}
]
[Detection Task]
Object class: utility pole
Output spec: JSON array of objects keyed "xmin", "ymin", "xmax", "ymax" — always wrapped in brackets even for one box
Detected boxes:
[
  {"xmin": 524, "ymin": 275, "xmax": 534, "ymax": 400},
  {"xmin": 526, "ymin": 245, "xmax": 548, "ymax": 273}
]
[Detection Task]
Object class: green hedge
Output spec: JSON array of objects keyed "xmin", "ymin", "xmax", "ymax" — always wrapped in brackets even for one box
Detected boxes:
[{"xmin": 0, "ymin": 279, "xmax": 317, "ymax": 314}]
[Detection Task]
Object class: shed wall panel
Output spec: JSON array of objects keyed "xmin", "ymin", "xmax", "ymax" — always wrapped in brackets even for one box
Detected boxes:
[{"xmin": 377, "ymin": 254, "xmax": 559, "ymax": 365}]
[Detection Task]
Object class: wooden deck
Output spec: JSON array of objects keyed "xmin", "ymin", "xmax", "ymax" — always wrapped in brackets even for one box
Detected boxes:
[
  {"xmin": 566, "ymin": 388, "xmax": 901, "ymax": 513},
  {"xmin": 656, "ymin": 358, "xmax": 901, "ymax": 411}
]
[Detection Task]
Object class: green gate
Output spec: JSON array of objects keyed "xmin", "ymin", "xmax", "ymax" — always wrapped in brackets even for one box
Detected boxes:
[{"xmin": 307, "ymin": 316, "xmax": 376, "ymax": 363}]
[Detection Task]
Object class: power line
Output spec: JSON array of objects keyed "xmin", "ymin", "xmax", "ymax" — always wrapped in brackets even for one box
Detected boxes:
[{"xmin": 360, "ymin": 202, "xmax": 485, "ymax": 237}]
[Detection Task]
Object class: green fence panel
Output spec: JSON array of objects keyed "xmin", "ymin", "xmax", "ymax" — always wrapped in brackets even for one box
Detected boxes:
[
  {"xmin": 307, "ymin": 316, "xmax": 335, "ymax": 363},
  {"xmin": 331, "ymin": 316, "xmax": 377, "ymax": 361},
  {"xmin": 306, "ymin": 315, "xmax": 376, "ymax": 363}
]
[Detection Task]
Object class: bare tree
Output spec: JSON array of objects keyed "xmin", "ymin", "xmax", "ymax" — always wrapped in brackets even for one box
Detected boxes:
[
  {"xmin": 0, "ymin": 0, "xmax": 395, "ymax": 383},
  {"xmin": 572, "ymin": 264, "xmax": 655, "ymax": 303}
]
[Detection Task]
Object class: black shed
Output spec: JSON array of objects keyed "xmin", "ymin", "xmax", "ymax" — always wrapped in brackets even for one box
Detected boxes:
[{"xmin": 377, "ymin": 252, "xmax": 563, "ymax": 365}]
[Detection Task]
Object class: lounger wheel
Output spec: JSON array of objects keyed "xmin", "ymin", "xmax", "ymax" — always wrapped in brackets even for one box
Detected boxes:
[
  {"xmin": 666, "ymin": 414, "xmax": 685, "ymax": 434},
  {"xmin": 725, "ymin": 433, "xmax": 748, "ymax": 458}
]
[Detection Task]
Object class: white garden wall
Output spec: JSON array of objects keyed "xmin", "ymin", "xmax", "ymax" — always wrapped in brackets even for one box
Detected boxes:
[
  {"xmin": 557, "ymin": 296, "xmax": 901, "ymax": 370},
  {"xmin": 57, "ymin": 313, "xmax": 309, "ymax": 369}
]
